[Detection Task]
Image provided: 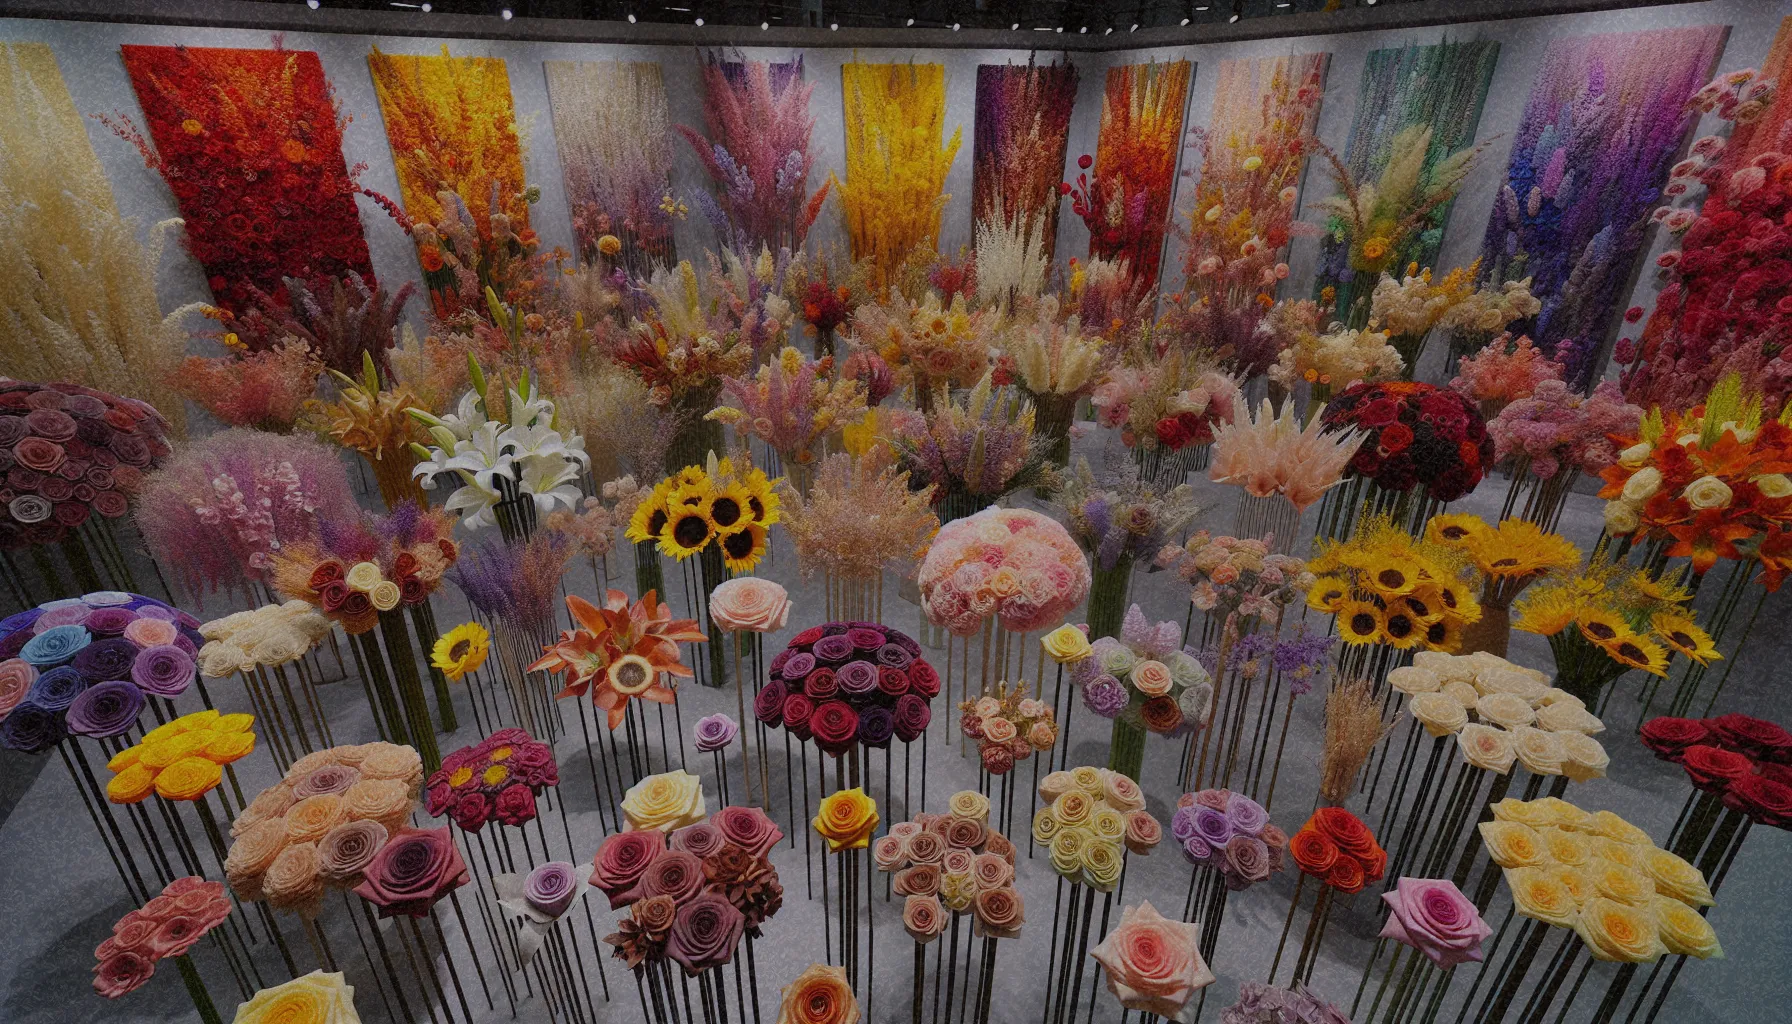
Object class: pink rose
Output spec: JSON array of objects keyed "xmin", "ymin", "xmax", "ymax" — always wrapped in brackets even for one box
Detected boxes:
[
  {"xmin": 1089, "ymin": 901, "xmax": 1214, "ymax": 1019},
  {"xmin": 981, "ymin": 717, "xmax": 1018, "ymax": 745},
  {"xmin": 1378, "ymin": 877, "xmax": 1493, "ymax": 968},
  {"xmin": 1131, "ymin": 660, "xmax": 1173, "ymax": 697},
  {"xmin": 708, "ymin": 578, "xmax": 792, "ymax": 633}
]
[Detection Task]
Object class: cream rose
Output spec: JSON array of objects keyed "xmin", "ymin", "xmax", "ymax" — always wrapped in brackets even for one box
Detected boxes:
[
  {"xmin": 1536, "ymin": 702, "xmax": 1604, "ymax": 735},
  {"xmin": 1512, "ymin": 728, "xmax": 1566, "ymax": 776},
  {"xmin": 1041, "ymin": 625, "xmax": 1093, "ymax": 665},
  {"xmin": 1130, "ymin": 660, "xmax": 1173, "ymax": 697},
  {"xmin": 1490, "ymin": 798, "xmax": 1557, "ymax": 828},
  {"xmin": 621, "ymin": 770, "xmax": 706, "ymax": 833},
  {"xmin": 1558, "ymin": 733, "xmax": 1610, "ymax": 783},
  {"xmin": 707, "ymin": 578, "xmax": 792, "ymax": 633},
  {"xmin": 1475, "ymin": 693, "xmax": 1536, "ymax": 730},
  {"xmin": 1457, "ymin": 724, "xmax": 1517, "ymax": 774},
  {"xmin": 1754, "ymin": 473, "xmax": 1792, "ymax": 499},
  {"xmin": 1442, "ymin": 680, "xmax": 1482, "ymax": 709},
  {"xmin": 1618, "ymin": 442, "xmax": 1653, "ymax": 467},
  {"xmin": 1038, "ymin": 771, "xmax": 1076, "ymax": 803},
  {"xmin": 1388, "ymin": 666, "xmax": 1441, "ymax": 696},
  {"xmin": 1681, "ymin": 475, "xmax": 1733, "ymax": 510},
  {"xmin": 1411, "ymin": 692, "xmax": 1468, "ymax": 737},
  {"xmin": 1621, "ymin": 467, "xmax": 1663, "ymax": 503},
  {"xmin": 1603, "ymin": 501, "xmax": 1641, "ymax": 536},
  {"xmin": 345, "ymin": 561, "xmax": 384, "ymax": 593}
]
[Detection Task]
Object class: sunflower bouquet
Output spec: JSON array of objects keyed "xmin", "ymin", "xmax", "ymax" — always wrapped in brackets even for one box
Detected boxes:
[
  {"xmin": 625, "ymin": 456, "xmax": 781, "ymax": 573},
  {"xmin": 1512, "ymin": 559, "xmax": 1717, "ymax": 704},
  {"xmin": 1306, "ymin": 513, "xmax": 1481, "ymax": 653},
  {"xmin": 1426, "ymin": 514, "xmax": 1583, "ymax": 656}
]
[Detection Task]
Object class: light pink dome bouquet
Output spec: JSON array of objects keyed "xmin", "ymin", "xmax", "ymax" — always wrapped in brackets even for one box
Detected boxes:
[{"xmin": 917, "ymin": 507, "xmax": 1091, "ymax": 636}]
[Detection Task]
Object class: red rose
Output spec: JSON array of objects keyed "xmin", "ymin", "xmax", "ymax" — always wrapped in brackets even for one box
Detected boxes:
[
  {"xmin": 317, "ymin": 579, "xmax": 350, "ymax": 612},
  {"xmin": 1707, "ymin": 713, "xmax": 1792, "ymax": 763},
  {"xmin": 1139, "ymin": 696, "xmax": 1183, "ymax": 733},
  {"xmin": 1326, "ymin": 854, "xmax": 1366, "ymax": 894},
  {"xmin": 790, "ymin": 626, "xmax": 825, "ymax": 647},
  {"xmin": 805, "ymin": 667, "xmax": 839, "ymax": 701},
  {"xmin": 1290, "ymin": 828, "xmax": 1338, "ymax": 877},
  {"xmin": 1155, "ymin": 417, "xmax": 1192, "ymax": 450},
  {"xmin": 908, "ymin": 660, "xmax": 941, "ymax": 698},
  {"xmin": 782, "ymin": 693, "xmax": 816, "ymax": 741},
  {"xmin": 493, "ymin": 783, "xmax": 537, "ymax": 826},
  {"xmin": 449, "ymin": 790, "xmax": 490, "ymax": 832},
  {"xmin": 960, "ymin": 714, "xmax": 984, "ymax": 740},
  {"xmin": 399, "ymin": 576, "xmax": 429, "ymax": 605},
  {"xmin": 309, "ymin": 561, "xmax": 346, "ymax": 589},
  {"xmin": 877, "ymin": 666, "xmax": 910, "ymax": 699},
  {"xmin": 1721, "ymin": 774, "xmax": 1792, "ymax": 827},
  {"xmin": 591, "ymin": 830, "xmax": 664, "ymax": 908},
  {"xmin": 1378, "ymin": 422, "xmax": 1415, "ymax": 454},
  {"xmin": 341, "ymin": 591, "xmax": 373, "ymax": 618},
  {"xmin": 394, "ymin": 552, "xmax": 419, "ymax": 577},
  {"xmin": 1758, "ymin": 762, "xmax": 1792, "ymax": 788},
  {"xmin": 1640, "ymin": 717, "xmax": 1709, "ymax": 762},
  {"xmin": 1311, "ymin": 807, "xmax": 1377, "ymax": 860},
  {"xmin": 1681, "ymin": 744, "xmax": 1755, "ymax": 792},
  {"xmin": 809, "ymin": 700, "xmax": 860, "ymax": 757}
]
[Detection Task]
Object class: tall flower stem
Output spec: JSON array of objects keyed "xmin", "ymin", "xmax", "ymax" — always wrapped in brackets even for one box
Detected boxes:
[
  {"xmin": 377, "ymin": 610, "xmax": 440, "ymax": 772},
  {"xmin": 409, "ymin": 601, "xmax": 459, "ymax": 733},
  {"xmin": 175, "ymin": 953, "xmax": 224, "ymax": 1024}
]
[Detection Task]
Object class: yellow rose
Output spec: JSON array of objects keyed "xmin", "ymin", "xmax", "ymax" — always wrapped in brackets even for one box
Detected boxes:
[
  {"xmin": 1049, "ymin": 827, "xmax": 1090, "ymax": 878},
  {"xmin": 1069, "ymin": 766, "xmax": 1103, "ymax": 795},
  {"xmin": 141, "ymin": 731, "xmax": 208, "ymax": 769},
  {"xmin": 107, "ymin": 745, "xmax": 143, "ymax": 773},
  {"xmin": 1553, "ymin": 867, "xmax": 1594, "ymax": 906},
  {"xmin": 622, "ymin": 770, "xmax": 707, "ymax": 833},
  {"xmin": 369, "ymin": 581, "xmax": 402, "ymax": 612},
  {"xmin": 1587, "ymin": 811, "xmax": 1652, "ymax": 847},
  {"xmin": 1411, "ymin": 692, "xmax": 1468, "ymax": 737},
  {"xmin": 1038, "ymin": 771, "xmax": 1076, "ymax": 803},
  {"xmin": 1643, "ymin": 848, "xmax": 1713, "ymax": 906},
  {"xmin": 1042, "ymin": 625, "xmax": 1093, "ymax": 665},
  {"xmin": 1533, "ymin": 797, "xmax": 1593, "ymax": 831},
  {"xmin": 1491, "ymin": 798, "xmax": 1557, "ymax": 828},
  {"xmin": 232, "ymin": 969, "xmax": 361, "ymax": 1024},
  {"xmin": 947, "ymin": 790, "xmax": 990, "ymax": 823},
  {"xmin": 139, "ymin": 718, "xmax": 186, "ymax": 747},
  {"xmin": 108, "ymin": 763, "xmax": 157, "ymax": 804},
  {"xmin": 1574, "ymin": 897, "xmax": 1665, "ymax": 963},
  {"xmin": 1680, "ymin": 475, "xmax": 1733, "ymax": 511},
  {"xmin": 813, "ymin": 788, "xmax": 879, "ymax": 852},
  {"xmin": 1079, "ymin": 839, "xmax": 1124, "ymax": 892},
  {"xmin": 1542, "ymin": 828, "xmax": 1592, "ymax": 867},
  {"xmin": 1591, "ymin": 838, "xmax": 1644, "ymax": 871},
  {"xmin": 1651, "ymin": 896, "xmax": 1723, "ymax": 959},
  {"xmin": 176, "ymin": 709, "xmax": 220, "ymax": 732},
  {"xmin": 216, "ymin": 712, "xmax": 256, "ymax": 733},
  {"xmin": 155, "ymin": 756, "xmax": 224, "ymax": 801},
  {"xmin": 1052, "ymin": 790, "xmax": 1093, "ymax": 828},
  {"xmin": 1506, "ymin": 867, "xmax": 1578, "ymax": 927},
  {"xmin": 939, "ymin": 870, "xmax": 975, "ymax": 911},
  {"xmin": 1089, "ymin": 808, "xmax": 1126, "ymax": 843},
  {"xmin": 345, "ymin": 561, "xmax": 384, "ymax": 592},
  {"xmin": 1479, "ymin": 821, "xmax": 1547, "ymax": 868},
  {"xmin": 1032, "ymin": 808, "xmax": 1062, "ymax": 846},
  {"xmin": 1590, "ymin": 859, "xmax": 1656, "ymax": 907},
  {"xmin": 207, "ymin": 731, "xmax": 258, "ymax": 764}
]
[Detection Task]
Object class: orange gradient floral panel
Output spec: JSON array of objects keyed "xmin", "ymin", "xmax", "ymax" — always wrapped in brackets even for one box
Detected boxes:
[{"xmin": 1088, "ymin": 60, "xmax": 1193, "ymax": 291}]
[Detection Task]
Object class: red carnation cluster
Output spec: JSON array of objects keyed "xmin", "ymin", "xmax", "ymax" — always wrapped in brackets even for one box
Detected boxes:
[
  {"xmin": 0, "ymin": 381, "xmax": 171, "ymax": 549},
  {"xmin": 1321, "ymin": 381, "xmax": 1492, "ymax": 502},
  {"xmin": 1288, "ymin": 807, "xmax": 1386, "ymax": 895},
  {"xmin": 427, "ymin": 728, "xmax": 560, "ymax": 832},
  {"xmin": 755, "ymin": 621, "xmax": 939, "ymax": 756},
  {"xmin": 1641, "ymin": 714, "xmax": 1792, "ymax": 828}
]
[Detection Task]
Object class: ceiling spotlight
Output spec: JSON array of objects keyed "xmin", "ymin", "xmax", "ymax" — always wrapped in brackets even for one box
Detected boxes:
[
  {"xmin": 1367, "ymin": 0, "xmax": 1378, "ymax": 4},
  {"xmin": 421, "ymin": 2, "xmax": 430, "ymax": 9},
  {"xmin": 1103, "ymin": 26, "xmax": 1112, "ymax": 35},
  {"xmin": 1181, "ymin": 17, "xmax": 1190, "ymax": 25},
  {"xmin": 500, "ymin": 7, "xmax": 512, "ymax": 19},
  {"xmin": 1055, "ymin": 26, "xmax": 1063, "ymax": 32},
  {"xmin": 951, "ymin": 22, "xmax": 960, "ymax": 30},
  {"xmin": 1010, "ymin": 22, "xmax": 1019, "ymax": 30},
  {"xmin": 306, "ymin": 0, "xmax": 319, "ymax": 8},
  {"xmin": 1078, "ymin": 25, "xmax": 1086, "ymax": 33}
]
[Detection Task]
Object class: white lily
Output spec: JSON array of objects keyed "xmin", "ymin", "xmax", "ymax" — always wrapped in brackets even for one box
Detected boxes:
[
  {"xmin": 443, "ymin": 471, "xmax": 503, "ymax": 529},
  {"xmin": 444, "ymin": 421, "xmax": 517, "ymax": 491},
  {"xmin": 517, "ymin": 455, "xmax": 584, "ymax": 514}
]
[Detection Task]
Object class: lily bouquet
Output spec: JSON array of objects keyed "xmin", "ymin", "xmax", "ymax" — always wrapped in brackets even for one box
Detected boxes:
[{"xmin": 530, "ymin": 591, "xmax": 703, "ymax": 730}]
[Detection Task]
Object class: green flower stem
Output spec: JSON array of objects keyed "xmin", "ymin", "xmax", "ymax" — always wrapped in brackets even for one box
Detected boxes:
[
  {"xmin": 378, "ymin": 609, "xmax": 440, "ymax": 773},
  {"xmin": 409, "ymin": 601, "xmax": 458, "ymax": 733},
  {"xmin": 175, "ymin": 954, "xmax": 223, "ymax": 1024}
]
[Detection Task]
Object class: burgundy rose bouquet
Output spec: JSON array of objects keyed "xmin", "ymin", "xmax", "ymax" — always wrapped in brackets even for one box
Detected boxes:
[
  {"xmin": 426, "ymin": 728, "xmax": 560, "ymax": 832},
  {"xmin": 92, "ymin": 876, "xmax": 233, "ymax": 998},
  {"xmin": 354, "ymin": 825, "xmax": 469, "ymax": 918},
  {"xmin": 1320, "ymin": 380, "xmax": 1493, "ymax": 502},
  {"xmin": 598, "ymin": 804, "xmax": 784, "ymax": 975},
  {"xmin": 0, "ymin": 380, "xmax": 171, "ymax": 549},
  {"xmin": 0, "ymin": 592, "xmax": 200, "ymax": 754},
  {"xmin": 1642, "ymin": 714, "xmax": 1792, "ymax": 828},
  {"xmin": 756, "ymin": 621, "xmax": 939, "ymax": 756}
]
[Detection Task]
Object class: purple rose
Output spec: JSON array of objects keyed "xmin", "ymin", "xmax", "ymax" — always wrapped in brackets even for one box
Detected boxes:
[
  {"xmin": 666, "ymin": 893, "xmax": 746, "ymax": 975},
  {"xmin": 1171, "ymin": 806, "xmax": 1198, "ymax": 844},
  {"xmin": 858, "ymin": 706, "xmax": 895, "ymax": 748},
  {"xmin": 875, "ymin": 643, "xmax": 913, "ymax": 669},
  {"xmin": 671, "ymin": 822, "xmax": 726, "ymax": 860},
  {"xmin": 812, "ymin": 635, "xmax": 855, "ymax": 664},
  {"xmin": 780, "ymin": 652, "xmax": 816, "ymax": 682},
  {"xmin": 768, "ymin": 649, "xmax": 792, "ymax": 677},
  {"xmin": 83, "ymin": 608, "xmax": 137, "ymax": 636},
  {"xmin": 131, "ymin": 644, "xmax": 193, "ymax": 697},
  {"xmin": 25, "ymin": 665, "xmax": 86, "ymax": 712},
  {"xmin": 72, "ymin": 637, "xmax": 138, "ymax": 683},
  {"xmin": 693, "ymin": 713, "xmax": 738, "ymax": 753},
  {"xmin": 1180, "ymin": 834, "xmax": 1212, "ymax": 864},
  {"xmin": 846, "ymin": 627, "xmax": 885, "ymax": 651},
  {"xmin": 1193, "ymin": 806, "xmax": 1232, "ymax": 847},
  {"xmin": 1379, "ymin": 877, "xmax": 1493, "ymax": 968},
  {"xmin": 892, "ymin": 694, "xmax": 931, "ymax": 743},
  {"xmin": 64, "ymin": 680, "xmax": 145, "ymax": 738},
  {"xmin": 639, "ymin": 850, "xmax": 705, "ymax": 904},
  {"xmin": 1223, "ymin": 835, "xmax": 1273, "ymax": 885},
  {"xmin": 1081, "ymin": 675, "xmax": 1128, "ymax": 718},
  {"xmin": 836, "ymin": 660, "xmax": 879, "ymax": 697},
  {"xmin": 1224, "ymin": 793, "xmax": 1269, "ymax": 837},
  {"xmin": 0, "ymin": 701, "xmax": 66, "ymax": 752},
  {"xmin": 524, "ymin": 861, "xmax": 579, "ymax": 918}
]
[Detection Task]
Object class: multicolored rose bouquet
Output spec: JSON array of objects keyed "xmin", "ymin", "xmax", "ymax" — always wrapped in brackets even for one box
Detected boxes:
[
  {"xmin": 1157, "ymin": 533, "xmax": 1315, "ymax": 620},
  {"xmin": 1070, "ymin": 604, "xmax": 1214, "ymax": 740},
  {"xmin": 958, "ymin": 681, "xmax": 1058, "ymax": 776},
  {"xmin": 1640, "ymin": 714, "xmax": 1792, "ymax": 829},
  {"xmin": 268, "ymin": 504, "xmax": 458, "ymax": 635},
  {"xmin": 1484, "ymin": 798, "xmax": 1721, "ymax": 963},
  {"xmin": 0, "ymin": 380, "xmax": 172, "ymax": 549},
  {"xmin": 1320, "ymin": 380, "xmax": 1493, "ymax": 502},
  {"xmin": 530, "ymin": 590, "xmax": 703, "ymax": 730},
  {"xmin": 425, "ymin": 728, "xmax": 559, "ymax": 832},
  {"xmin": 0, "ymin": 592, "xmax": 201, "ymax": 753},
  {"xmin": 917, "ymin": 506, "xmax": 1091, "ymax": 636},
  {"xmin": 91, "ymin": 876, "xmax": 233, "ymax": 998},
  {"xmin": 105, "ymin": 708, "xmax": 256, "ymax": 804},
  {"xmin": 875, "ymin": 790, "xmax": 1024, "ymax": 941},
  {"xmin": 755, "ymin": 621, "xmax": 939, "ymax": 756},
  {"xmin": 1031, "ymin": 767, "xmax": 1162, "ymax": 892},
  {"xmin": 225, "ymin": 741, "xmax": 424, "ymax": 918},
  {"xmin": 1172, "ymin": 789, "xmax": 1287, "ymax": 891},
  {"xmin": 1289, "ymin": 807, "xmax": 1386, "ymax": 895},
  {"xmin": 1306, "ymin": 514, "xmax": 1481, "ymax": 652}
]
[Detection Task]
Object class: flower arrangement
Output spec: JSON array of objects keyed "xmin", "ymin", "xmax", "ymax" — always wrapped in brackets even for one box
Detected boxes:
[
  {"xmin": 754, "ymin": 621, "xmax": 939, "ymax": 756},
  {"xmin": 224, "ymin": 741, "xmax": 424, "ymax": 916},
  {"xmin": 408, "ymin": 355, "xmax": 590, "ymax": 531},
  {"xmin": 1267, "ymin": 325, "xmax": 1404, "ymax": 404},
  {"xmin": 625, "ymin": 458, "xmax": 781, "ymax": 571},
  {"xmin": 959, "ymin": 681, "xmax": 1058, "ymax": 775},
  {"xmin": 998, "ymin": 299, "xmax": 1107, "ymax": 461},
  {"xmin": 1069, "ymin": 605, "xmax": 1214, "ymax": 741},
  {"xmin": 1158, "ymin": 533, "xmax": 1316, "ymax": 620},
  {"xmin": 707, "ymin": 346, "xmax": 867, "ymax": 472},
  {"xmin": 1172, "ymin": 789, "xmax": 1287, "ymax": 891},
  {"xmin": 891, "ymin": 375, "xmax": 1057, "ymax": 514},
  {"xmin": 1219, "ymin": 983, "xmax": 1352, "ymax": 1024},
  {"xmin": 1367, "ymin": 261, "xmax": 1482, "ymax": 371},
  {"xmin": 848, "ymin": 291, "xmax": 993, "ymax": 402},
  {"xmin": 835, "ymin": 61, "xmax": 963, "ymax": 290},
  {"xmin": 91, "ymin": 876, "xmax": 234, "ymax": 999},
  {"xmin": 1208, "ymin": 398, "xmax": 1366, "ymax": 513},
  {"xmin": 1289, "ymin": 807, "xmax": 1386, "ymax": 895},
  {"xmin": 0, "ymin": 380, "xmax": 172, "ymax": 549},
  {"xmin": 1390, "ymin": 651, "xmax": 1610, "ymax": 783},
  {"xmin": 1058, "ymin": 456, "xmax": 1202, "ymax": 575},
  {"xmin": 677, "ymin": 53, "xmax": 829, "ymax": 254},
  {"xmin": 105, "ymin": 708, "xmax": 256, "ymax": 804},
  {"xmin": 137, "ymin": 430, "xmax": 356, "ymax": 597},
  {"xmin": 1379, "ymin": 877, "xmax": 1494, "ymax": 968},
  {"xmin": 223, "ymin": 272, "xmax": 415, "ymax": 381},
  {"xmin": 1032, "ymin": 767, "xmax": 1163, "ymax": 892},
  {"xmin": 0, "ymin": 43, "xmax": 199, "ymax": 431},
  {"xmin": 974, "ymin": 60, "xmax": 1078, "ymax": 266},
  {"xmin": 610, "ymin": 259, "xmax": 767, "ymax": 415},
  {"xmin": 1320, "ymin": 380, "xmax": 1493, "ymax": 502},
  {"xmin": 231, "ymin": 971, "xmax": 359, "ymax": 1024},
  {"xmin": 1067, "ymin": 60, "xmax": 1194, "ymax": 291},
  {"xmin": 1512, "ymin": 558, "xmax": 1714, "ymax": 702},
  {"xmin": 595, "ymin": 797, "xmax": 784, "ymax": 973},
  {"xmin": 1090, "ymin": 901, "xmax": 1213, "ymax": 1020},
  {"xmin": 1306, "ymin": 513, "xmax": 1482, "ymax": 651},
  {"xmin": 1483, "ymin": 798, "xmax": 1721, "ymax": 963},
  {"xmin": 268, "ymin": 504, "xmax": 458, "ymax": 635},
  {"xmin": 1486, "ymin": 381, "xmax": 1643, "ymax": 491},
  {"xmin": 775, "ymin": 448, "xmax": 939, "ymax": 583},
  {"xmin": 493, "ymin": 860, "xmax": 595, "ymax": 967},
  {"xmin": 0, "ymin": 592, "xmax": 201, "ymax": 754},
  {"xmin": 172, "ymin": 338, "xmax": 323, "ymax": 432},
  {"xmin": 529, "ymin": 590, "xmax": 702, "ymax": 729},
  {"xmin": 197, "ymin": 602, "xmax": 335, "ymax": 680},
  {"xmin": 1597, "ymin": 375, "xmax": 1792, "ymax": 584},
  {"xmin": 425, "ymin": 727, "xmax": 557, "ymax": 832},
  {"xmin": 304, "ymin": 355, "xmax": 429, "ymax": 508},
  {"xmin": 1069, "ymin": 256, "xmax": 1155, "ymax": 341},
  {"xmin": 546, "ymin": 493, "xmax": 620, "ymax": 563},
  {"xmin": 1093, "ymin": 355, "xmax": 1241, "ymax": 458},
  {"xmin": 1640, "ymin": 714, "xmax": 1792, "ymax": 828},
  {"xmin": 1438, "ymin": 278, "xmax": 1542, "ymax": 364},
  {"xmin": 1427, "ymin": 513, "xmax": 1582, "ymax": 620},
  {"xmin": 874, "ymin": 790, "xmax": 1024, "ymax": 940},
  {"xmin": 1450, "ymin": 334, "xmax": 1564, "ymax": 413},
  {"xmin": 545, "ymin": 59, "xmax": 678, "ymax": 270},
  {"xmin": 917, "ymin": 507, "xmax": 1091, "ymax": 636},
  {"xmin": 430, "ymin": 621, "xmax": 490, "ymax": 682}
]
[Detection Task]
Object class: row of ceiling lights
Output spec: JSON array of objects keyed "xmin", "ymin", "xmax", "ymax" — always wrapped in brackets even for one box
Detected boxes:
[{"xmin": 300, "ymin": 1, "xmax": 1380, "ymax": 28}]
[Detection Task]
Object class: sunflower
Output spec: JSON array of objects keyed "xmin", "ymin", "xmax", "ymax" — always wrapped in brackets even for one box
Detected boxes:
[
  {"xmin": 607, "ymin": 653, "xmax": 658, "ymax": 696},
  {"xmin": 626, "ymin": 485, "xmax": 672, "ymax": 544},
  {"xmin": 1650, "ymin": 612, "xmax": 1721, "ymax": 664},
  {"xmin": 1603, "ymin": 634, "xmax": 1670, "ymax": 676},
  {"xmin": 431, "ymin": 622, "xmax": 490, "ymax": 681},
  {"xmin": 1514, "ymin": 587, "xmax": 1578, "ymax": 637},
  {"xmin": 1382, "ymin": 606, "xmax": 1422, "ymax": 649},
  {"xmin": 668, "ymin": 480, "xmax": 709, "ymax": 510},
  {"xmin": 1396, "ymin": 592, "xmax": 1445, "ymax": 625},
  {"xmin": 1630, "ymin": 569, "xmax": 1694, "ymax": 605},
  {"xmin": 1423, "ymin": 617, "xmax": 1462, "ymax": 651},
  {"xmin": 702, "ymin": 482, "xmax": 752, "ymax": 532},
  {"xmin": 673, "ymin": 465, "xmax": 709, "ymax": 489},
  {"xmin": 660, "ymin": 505, "xmax": 714, "ymax": 559},
  {"xmin": 1468, "ymin": 521, "xmax": 1582, "ymax": 579},
  {"xmin": 718, "ymin": 522, "xmax": 769, "ymax": 574},
  {"xmin": 1574, "ymin": 609, "xmax": 1634, "ymax": 648},
  {"xmin": 1307, "ymin": 576, "xmax": 1350, "ymax": 613},
  {"xmin": 1338, "ymin": 599, "xmax": 1386, "ymax": 645},
  {"xmin": 1426, "ymin": 513, "xmax": 1487, "ymax": 546},
  {"xmin": 739, "ymin": 468, "xmax": 782, "ymax": 526},
  {"xmin": 1364, "ymin": 555, "xmax": 1421, "ymax": 597}
]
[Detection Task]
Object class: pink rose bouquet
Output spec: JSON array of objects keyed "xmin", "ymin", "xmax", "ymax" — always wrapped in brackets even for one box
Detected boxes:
[
  {"xmin": 1090, "ymin": 900, "xmax": 1214, "ymax": 1020},
  {"xmin": 92, "ymin": 877, "xmax": 233, "ymax": 998},
  {"xmin": 917, "ymin": 507, "xmax": 1091, "ymax": 636},
  {"xmin": 958, "ymin": 681, "xmax": 1057, "ymax": 775}
]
